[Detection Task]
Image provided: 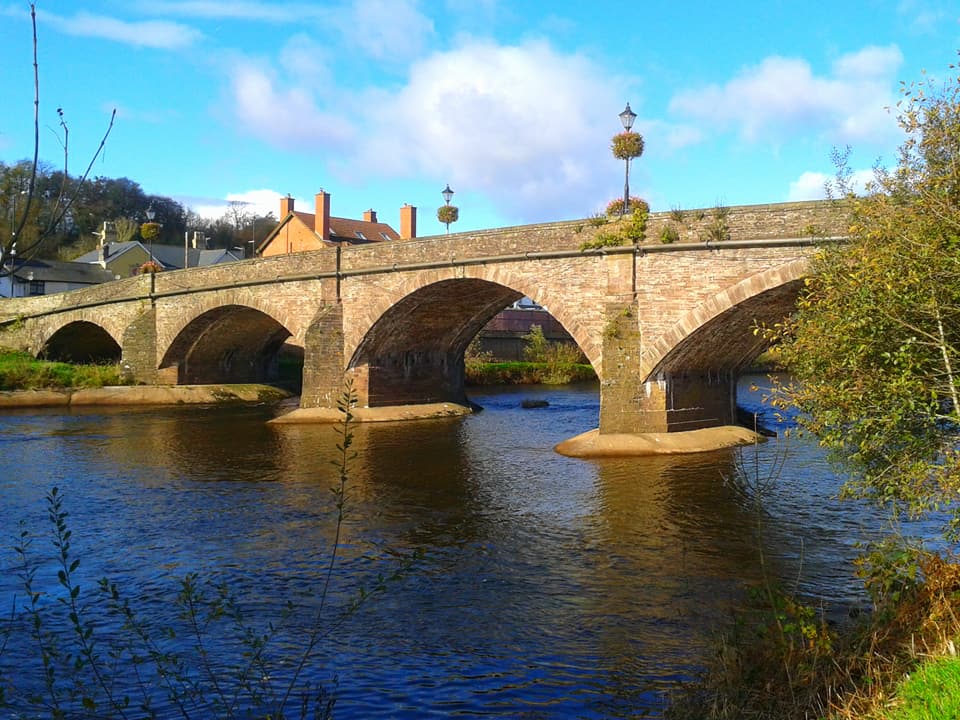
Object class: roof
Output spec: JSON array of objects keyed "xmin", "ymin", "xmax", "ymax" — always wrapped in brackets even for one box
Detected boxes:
[
  {"xmin": 73, "ymin": 241, "xmax": 146, "ymax": 264},
  {"xmin": 11, "ymin": 257, "xmax": 118, "ymax": 285},
  {"xmin": 75, "ymin": 241, "xmax": 242, "ymax": 270},
  {"xmin": 260, "ymin": 210, "xmax": 399, "ymax": 253}
]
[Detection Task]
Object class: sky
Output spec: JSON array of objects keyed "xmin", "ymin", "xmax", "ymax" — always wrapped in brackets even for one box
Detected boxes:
[{"xmin": 0, "ymin": 1, "xmax": 958, "ymax": 237}]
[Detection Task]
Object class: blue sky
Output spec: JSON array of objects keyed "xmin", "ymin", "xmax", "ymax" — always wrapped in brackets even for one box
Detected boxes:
[{"xmin": 1, "ymin": 1, "xmax": 958, "ymax": 237}]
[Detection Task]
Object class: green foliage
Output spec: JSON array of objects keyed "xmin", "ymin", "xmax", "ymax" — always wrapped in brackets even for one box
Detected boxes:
[
  {"xmin": 0, "ymin": 350, "xmax": 127, "ymax": 389},
  {"xmin": 580, "ymin": 205, "xmax": 649, "ymax": 250},
  {"xmin": 579, "ymin": 229, "xmax": 624, "ymax": 251},
  {"xmin": 522, "ymin": 324, "xmax": 550, "ymax": 363},
  {"xmin": 586, "ymin": 213, "xmax": 608, "ymax": 227},
  {"xmin": 885, "ymin": 657, "xmax": 960, "ymax": 720},
  {"xmin": 621, "ymin": 205, "xmax": 648, "ymax": 243},
  {"xmin": 702, "ymin": 204, "xmax": 731, "ymax": 243},
  {"xmin": 770, "ymin": 59, "xmax": 960, "ymax": 538},
  {"xmin": 610, "ymin": 130, "xmax": 644, "ymax": 160},
  {"xmin": 464, "ymin": 360, "xmax": 596, "ymax": 385},
  {"xmin": 659, "ymin": 225, "xmax": 680, "ymax": 244}
]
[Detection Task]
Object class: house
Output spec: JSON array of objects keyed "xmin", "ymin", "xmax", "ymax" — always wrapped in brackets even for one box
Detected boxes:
[
  {"xmin": 1, "ymin": 256, "xmax": 118, "ymax": 297},
  {"xmin": 257, "ymin": 190, "xmax": 417, "ymax": 257},
  {"xmin": 74, "ymin": 229, "xmax": 242, "ymax": 275}
]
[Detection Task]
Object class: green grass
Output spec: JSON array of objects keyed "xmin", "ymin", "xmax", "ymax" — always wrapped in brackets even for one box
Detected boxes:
[
  {"xmin": 0, "ymin": 350, "xmax": 128, "ymax": 390},
  {"xmin": 882, "ymin": 656, "xmax": 960, "ymax": 720},
  {"xmin": 465, "ymin": 361, "xmax": 596, "ymax": 385}
]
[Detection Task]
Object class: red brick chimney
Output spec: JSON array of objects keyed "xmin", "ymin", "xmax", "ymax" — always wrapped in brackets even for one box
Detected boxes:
[
  {"xmin": 279, "ymin": 195, "xmax": 295, "ymax": 217},
  {"xmin": 400, "ymin": 204, "xmax": 416, "ymax": 239},
  {"xmin": 315, "ymin": 190, "xmax": 330, "ymax": 241},
  {"xmin": 363, "ymin": 209, "xmax": 377, "ymax": 223}
]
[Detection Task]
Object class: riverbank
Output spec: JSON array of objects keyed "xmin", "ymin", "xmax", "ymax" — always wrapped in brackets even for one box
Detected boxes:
[{"xmin": 0, "ymin": 384, "xmax": 293, "ymax": 407}]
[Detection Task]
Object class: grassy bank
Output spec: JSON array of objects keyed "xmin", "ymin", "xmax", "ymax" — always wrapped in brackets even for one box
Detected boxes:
[
  {"xmin": 465, "ymin": 360, "xmax": 596, "ymax": 385},
  {"xmin": 0, "ymin": 349, "xmax": 129, "ymax": 390},
  {"xmin": 666, "ymin": 547, "xmax": 960, "ymax": 720}
]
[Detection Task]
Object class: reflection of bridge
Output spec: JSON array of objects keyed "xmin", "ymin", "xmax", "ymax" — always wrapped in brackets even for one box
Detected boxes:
[{"xmin": 0, "ymin": 200, "xmax": 846, "ymax": 433}]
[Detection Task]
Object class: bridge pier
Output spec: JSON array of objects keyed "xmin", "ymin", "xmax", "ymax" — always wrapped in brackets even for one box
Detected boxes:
[
  {"xmin": 599, "ymin": 301, "xmax": 737, "ymax": 433},
  {"xmin": 121, "ymin": 307, "xmax": 160, "ymax": 385}
]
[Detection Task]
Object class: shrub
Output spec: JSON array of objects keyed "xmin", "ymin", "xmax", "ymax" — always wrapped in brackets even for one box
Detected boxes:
[{"xmin": 660, "ymin": 225, "xmax": 680, "ymax": 244}]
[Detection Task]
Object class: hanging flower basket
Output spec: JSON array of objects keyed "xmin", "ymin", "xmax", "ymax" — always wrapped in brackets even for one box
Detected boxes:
[
  {"xmin": 611, "ymin": 131, "xmax": 644, "ymax": 160},
  {"xmin": 437, "ymin": 205, "xmax": 459, "ymax": 225},
  {"xmin": 137, "ymin": 260, "xmax": 162, "ymax": 274}
]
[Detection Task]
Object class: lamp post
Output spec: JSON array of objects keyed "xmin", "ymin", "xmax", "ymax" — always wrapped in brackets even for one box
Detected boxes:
[
  {"xmin": 619, "ymin": 103, "xmax": 637, "ymax": 216},
  {"xmin": 145, "ymin": 206, "xmax": 155, "ymax": 262},
  {"xmin": 8, "ymin": 243, "xmax": 16, "ymax": 297},
  {"xmin": 438, "ymin": 184, "xmax": 458, "ymax": 234}
]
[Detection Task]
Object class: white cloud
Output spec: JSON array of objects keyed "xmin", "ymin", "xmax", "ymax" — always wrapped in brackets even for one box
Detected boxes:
[
  {"xmin": 788, "ymin": 167, "xmax": 875, "ymax": 201},
  {"xmin": 349, "ymin": 39, "xmax": 624, "ymax": 220},
  {"xmin": 40, "ymin": 10, "xmax": 203, "ymax": 49},
  {"xmin": 787, "ymin": 171, "xmax": 830, "ymax": 201},
  {"xmin": 228, "ymin": 61, "xmax": 355, "ymax": 148},
  {"xmin": 185, "ymin": 189, "xmax": 298, "ymax": 220},
  {"xmin": 669, "ymin": 45, "xmax": 903, "ymax": 145},
  {"xmin": 341, "ymin": 0, "xmax": 434, "ymax": 61}
]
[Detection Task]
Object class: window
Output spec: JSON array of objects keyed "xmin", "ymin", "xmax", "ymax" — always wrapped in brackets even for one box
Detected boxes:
[
  {"xmin": 380, "ymin": 232, "xmax": 392, "ymax": 241},
  {"xmin": 29, "ymin": 280, "xmax": 44, "ymax": 296},
  {"xmin": 355, "ymin": 231, "xmax": 367, "ymax": 240}
]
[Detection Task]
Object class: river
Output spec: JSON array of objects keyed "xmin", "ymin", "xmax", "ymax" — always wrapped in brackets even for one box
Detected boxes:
[{"xmin": 0, "ymin": 376, "xmax": 894, "ymax": 718}]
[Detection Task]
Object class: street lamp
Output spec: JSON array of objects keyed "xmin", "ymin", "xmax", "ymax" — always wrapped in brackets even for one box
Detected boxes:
[
  {"xmin": 145, "ymin": 206, "xmax": 155, "ymax": 262},
  {"xmin": 619, "ymin": 103, "xmax": 637, "ymax": 216},
  {"xmin": 438, "ymin": 184, "xmax": 458, "ymax": 234}
]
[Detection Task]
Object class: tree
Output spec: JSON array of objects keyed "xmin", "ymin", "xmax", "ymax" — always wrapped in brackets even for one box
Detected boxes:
[
  {"xmin": 771, "ymin": 56, "xmax": 960, "ymax": 538},
  {"xmin": 1, "ymin": 5, "xmax": 115, "ymax": 278}
]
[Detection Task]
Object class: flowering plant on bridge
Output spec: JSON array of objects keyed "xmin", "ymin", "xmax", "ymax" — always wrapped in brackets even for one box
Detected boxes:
[
  {"xmin": 605, "ymin": 197, "xmax": 649, "ymax": 217},
  {"xmin": 611, "ymin": 131, "xmax": 644, "ymax": 160},
  {"xmin": 137, "ymin": 260, "xmax": 162, "ymax": 274}
]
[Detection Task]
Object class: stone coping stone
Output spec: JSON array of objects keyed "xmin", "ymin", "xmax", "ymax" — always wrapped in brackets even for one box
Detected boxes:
[
  {"xmin": 270, "ymin": 402, "xmax": 473, "ymax": 424},
  {"xmin": 554, "ymin": 425, "xmax": 765, "ymax": 457},
  {"xmin": 0, "ymin": 385, "xmax": 292, "ymax": 408}
]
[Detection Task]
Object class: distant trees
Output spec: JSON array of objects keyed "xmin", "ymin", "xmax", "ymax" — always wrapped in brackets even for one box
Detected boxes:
[{"xmin": 1, "ymin": 4, "xmax": 115, "ymax": 277}]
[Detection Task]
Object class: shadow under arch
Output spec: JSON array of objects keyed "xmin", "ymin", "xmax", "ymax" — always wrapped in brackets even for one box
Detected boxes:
[
  {"xmin": 160, "ymin": 304, "xmax": 296, "ymax": 386},
  {"xmin": 42, "ymin": 320, "xmax": 122, "ymax": 363},
  {"xmin": 349, "ymin": 278, "xmax": 593, "ymax": 407},
  {"xmin": 643, "ymin": 260, "xmax": 809, "ymax": 379}
]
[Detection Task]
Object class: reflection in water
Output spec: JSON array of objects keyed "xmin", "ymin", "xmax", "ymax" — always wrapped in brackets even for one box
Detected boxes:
[{"xmin": 0, "ymin": 379, "xmax": 891, "ymax": 717}]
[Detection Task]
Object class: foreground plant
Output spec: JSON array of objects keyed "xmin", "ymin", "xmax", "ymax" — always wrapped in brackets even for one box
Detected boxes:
[{"xmin": 770, "ymin": 56, "xmax": 960, "ymax": 540}]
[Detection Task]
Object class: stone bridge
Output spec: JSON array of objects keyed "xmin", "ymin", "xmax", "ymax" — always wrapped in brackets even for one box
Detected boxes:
[{"xmin": 0, "ymin": 200, "xmax": 848, "ymax": 433}]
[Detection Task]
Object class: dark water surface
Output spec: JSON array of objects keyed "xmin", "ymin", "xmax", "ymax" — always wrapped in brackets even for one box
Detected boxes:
[{"xmin": 0, "ymin": 377, "xmax": 890, "ymax": 717}]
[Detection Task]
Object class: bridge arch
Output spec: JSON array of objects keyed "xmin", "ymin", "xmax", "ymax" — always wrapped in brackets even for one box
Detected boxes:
[
  {"xmin": 159, "ymin": 304, "xmax": 295, "ymax": 385},
  {"xmin": 641, "ymin": 258, "xmax": 809, "ymax": 379},
  {"xmin": 347, "ymin": 277, "xmax": 591, "ymax": 407},
  {"xmin": 42, "ymin": 320, "xmax": 122, "ymax": 363}
]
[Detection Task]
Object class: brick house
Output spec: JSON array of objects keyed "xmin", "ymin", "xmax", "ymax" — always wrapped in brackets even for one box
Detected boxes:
[{"xmin": 258, "ymin": 190, "xmax": 417, "ymax": 257}]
